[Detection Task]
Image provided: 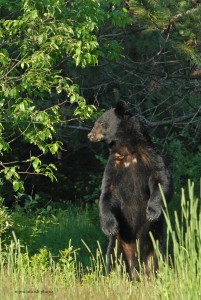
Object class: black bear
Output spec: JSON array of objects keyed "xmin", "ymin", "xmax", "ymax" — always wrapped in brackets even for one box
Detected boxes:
[{"xmin": 88, "ymin": 101, "xmax": 173, "ymax": 279}]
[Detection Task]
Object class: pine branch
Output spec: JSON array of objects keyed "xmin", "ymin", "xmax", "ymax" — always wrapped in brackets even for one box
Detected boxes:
[{"xmin": 104, "ymin": 58, "xmax": 201, "ymax": 80}]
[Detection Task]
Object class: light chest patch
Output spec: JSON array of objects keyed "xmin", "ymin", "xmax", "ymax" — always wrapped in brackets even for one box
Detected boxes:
[{"xmin": 113, "ymin": 152, "xmax": 138, "ymax": 168}]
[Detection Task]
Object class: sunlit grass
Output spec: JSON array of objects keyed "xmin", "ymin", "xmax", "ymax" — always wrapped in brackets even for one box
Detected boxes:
[{"xmin": 0, "ymin": 180, "xmax": 200, "ymax": 299}]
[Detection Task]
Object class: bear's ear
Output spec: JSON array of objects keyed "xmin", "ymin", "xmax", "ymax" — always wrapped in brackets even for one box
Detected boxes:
[{"xmin": 115, "ymin": 100, "xmax": 126, "ymax": 117}]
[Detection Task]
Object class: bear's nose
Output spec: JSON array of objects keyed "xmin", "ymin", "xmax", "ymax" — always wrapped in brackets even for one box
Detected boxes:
[{"xmin": 88, "ymin": 132, "xmax": 94, "ymax": 140}]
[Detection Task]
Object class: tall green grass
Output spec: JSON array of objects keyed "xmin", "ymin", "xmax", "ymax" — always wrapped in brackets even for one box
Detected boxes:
[
  {"xmin": 0, "ymin": 180, "xmax": 200, "ymax": 299},
  {"xmin": 32, "ymin": 205, "xmax": 107, "ymax": 266}
]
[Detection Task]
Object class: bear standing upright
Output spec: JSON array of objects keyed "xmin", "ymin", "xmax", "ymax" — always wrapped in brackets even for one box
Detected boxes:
[{"xmin": 88, "ymin": 101, "xmax": 173, "ymax": 279}]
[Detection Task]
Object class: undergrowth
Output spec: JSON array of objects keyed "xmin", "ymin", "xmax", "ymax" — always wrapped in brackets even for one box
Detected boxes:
[{"xmin": 0, "ymin": 180, "xmax": 200, "ymax": 299}]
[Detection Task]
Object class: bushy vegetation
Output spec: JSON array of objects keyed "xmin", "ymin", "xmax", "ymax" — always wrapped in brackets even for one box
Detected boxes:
[
  {"xmin": 0, "ymin": 181, "xmax": 200, "ymax": 299},
  {"xmin": 0, "ymin": 0, "xmax": 200, "ymax": 201},
  {"xmin": 0, "ymin": 1, "xmax": 200, "ymax": 298}
]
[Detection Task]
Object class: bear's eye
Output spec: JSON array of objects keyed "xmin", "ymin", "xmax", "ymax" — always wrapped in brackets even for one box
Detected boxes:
[
  {"xmin": 98, "ymin": 120, "xmax": 108, "ymax": 129},
  {"xmin": 102, "ymin": 122, "xmax": 108, "ymax": 129}
]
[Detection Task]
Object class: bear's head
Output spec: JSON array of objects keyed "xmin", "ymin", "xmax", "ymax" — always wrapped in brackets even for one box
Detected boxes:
[{"xmin": 88, "ymin": 101, "xmax": 126, "ymax": 143}]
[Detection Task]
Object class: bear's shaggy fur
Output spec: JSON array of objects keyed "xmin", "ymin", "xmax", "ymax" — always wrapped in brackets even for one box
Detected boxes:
[{"xmin": 88, "ymin": 101, "xmax": 173, "ymax": 279}]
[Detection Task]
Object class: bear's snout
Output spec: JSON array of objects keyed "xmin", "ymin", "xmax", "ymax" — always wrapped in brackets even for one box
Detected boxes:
[
  {"xmin": 88, "ymin": 130, "xmax": 103, "ymax": 142},
  {"xmin": 88, "ymin": 131, "xmax": 95, "ymax": 141}
]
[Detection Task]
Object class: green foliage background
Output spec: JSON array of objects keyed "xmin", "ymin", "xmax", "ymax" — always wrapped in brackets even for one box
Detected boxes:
[
  {"xmin": 0, "ymin": 0, "xmax": 200, "ymax": 209},
  {"xmin": 0, "ymin": 1, "xmax": 200, "ymax": 298}
]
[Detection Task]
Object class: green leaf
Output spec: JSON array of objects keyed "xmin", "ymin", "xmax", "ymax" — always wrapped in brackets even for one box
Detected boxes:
[
  {"xmin": 13, "ymin": 180, "xmax": 20, "ymax": 192},
  {"xmin": 70, "ymin": 94, "xmax": 76, "ymax": 103},
  {"xmin": 48, "ymin": 141, "xmax": 63, "ymax": 154},
  {"xmin": 29, "ymin": 10, "xmax": 38, "ymax": 20},
  {"xmin": 32, "ymin": 157, "xmax": 41, "ymax": 172}
]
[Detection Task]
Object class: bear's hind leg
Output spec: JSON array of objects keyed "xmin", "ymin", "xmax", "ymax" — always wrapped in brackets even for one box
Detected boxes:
[
  {"xmin": 120, "ymin": 239, "xmax": 140, "ymax": 280},
  {"xmin": 106, "ymin": 235, "xmax": 123, "ymax": 274},
  {"xmin": 106, "ymin": 235, "xmax": 141, "ymax": 280},
  {"xmin": 144, "ymin": 249, "xmax": 159, "ymax": 277}
]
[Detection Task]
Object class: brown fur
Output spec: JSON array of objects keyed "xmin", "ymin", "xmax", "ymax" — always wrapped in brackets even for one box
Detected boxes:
[
  {"xmin": 88, "ymin": 102, "xmax": 173, "ymax": 280},
  {"xmin": 113, "ymin": 146, "xmax": 138, "ymax": 168}
]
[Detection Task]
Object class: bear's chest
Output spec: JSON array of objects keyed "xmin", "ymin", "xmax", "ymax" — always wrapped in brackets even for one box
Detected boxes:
[
  {"xmin": 113, "ymin": 152, "xmax": 138, "ymax": 169},
  {"xmin": 111, "ymin": 150, "xmax": 148, "ymax": 178},
  {"xmin": 110, "ymin": 144, "xmax": 150, "ymax": 172},
  {"xmin": 109, "ymin": 151, "xmax": 150, "ymax": 201}
]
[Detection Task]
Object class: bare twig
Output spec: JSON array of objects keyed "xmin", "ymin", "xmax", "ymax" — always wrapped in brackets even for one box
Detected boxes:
[
  {"xmin": 68, "ymin": 125, "xmax": 91, "ymax": 131},
  {"xmin": 143, "ymin": 110, "xmax": 201, "ymax": 127}
]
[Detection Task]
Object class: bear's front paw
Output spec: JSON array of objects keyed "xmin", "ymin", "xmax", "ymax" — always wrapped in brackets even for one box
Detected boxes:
[
  {"xmin": 101, "ymin": 215, "xmax": 119, "ymax": 236},
  {"xmin": 146, "ymin": 204, "xmax": 162, "ymax": 222}
]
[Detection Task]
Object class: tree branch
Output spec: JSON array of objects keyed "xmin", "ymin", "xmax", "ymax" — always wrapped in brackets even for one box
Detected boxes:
[
  {"xmin": 143, "ymin": 110, "xmax": 201, "ymax": 127},
  {"xmin": 67, "ymin": 111, "xmax": 201, "ymax": 131},
  {"xmin": 68, "ymin": 125, "xmax": 91, "ymax": 131}
]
